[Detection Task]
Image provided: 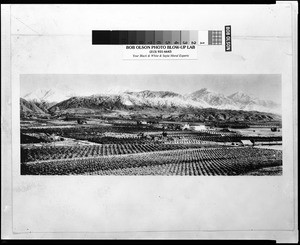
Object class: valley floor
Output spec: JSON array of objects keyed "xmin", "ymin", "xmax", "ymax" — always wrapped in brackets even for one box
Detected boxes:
[{"xmin": 20, "ymin": 119, "xmax": 283, "ymax": 176}]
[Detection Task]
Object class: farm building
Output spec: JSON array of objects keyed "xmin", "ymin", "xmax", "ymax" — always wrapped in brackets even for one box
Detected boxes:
[
  {"xmin": 45, "ymin": 133, "xmax": 62, "ymax": 142},
  {"xmin": 182, "ymin": 123, "xmax": 191, "ymax": 130},
  {"xmin": 136, "ymin": 120, "xmax": 148, "ymax": 125},
  {"xmin": 241, "ymin": 140, "xmax": 253, "ymax": 146},
  {"xmin": 190, "ymin": 125, "xmax": 207, "ymax": 131}
]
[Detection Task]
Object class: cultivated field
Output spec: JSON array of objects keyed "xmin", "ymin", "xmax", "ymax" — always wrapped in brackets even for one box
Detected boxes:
[
  {"xmin": 20, "ymin": 120, "xmax": 283, "ymax": 175},
  {"xmin": 21, "ymin": 147, "xmax": 282, "ymax": 175}
]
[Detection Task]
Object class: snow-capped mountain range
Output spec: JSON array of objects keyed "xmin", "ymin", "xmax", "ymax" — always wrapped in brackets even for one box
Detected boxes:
[
  {"xmin": 22, "ymin": 88, "xmax": 76, "ymax": 103},
  {"xmin": 21, "ymin": 88, "xmax": 281, "ymax": 114}
]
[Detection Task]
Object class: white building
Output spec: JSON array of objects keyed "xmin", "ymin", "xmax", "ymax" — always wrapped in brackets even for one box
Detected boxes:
[
  {"xmin": 191, "ymin": 125, "xmax": 206, "ymax": 131},
  {"xmin": 182, "ymin": 123, "xmax": 191, "ymax": 130},
  {"xmin": 241, "ymin": 140, "xmax": 253, "ymax": 146}
]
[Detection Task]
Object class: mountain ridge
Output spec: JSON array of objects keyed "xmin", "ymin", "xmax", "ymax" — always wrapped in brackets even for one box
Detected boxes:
[{"xmin": 21, "ymin": 88, "xmax": 281, "ymax": 115}]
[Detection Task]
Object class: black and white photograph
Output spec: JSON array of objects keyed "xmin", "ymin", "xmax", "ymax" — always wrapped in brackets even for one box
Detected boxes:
[
  {"xmin": 2, "ymin": 3, "xmax": 297, "ymax": 241},
  {"xmin": 20, "ymin": 74, "xmax": 282, "ymax": 176}
]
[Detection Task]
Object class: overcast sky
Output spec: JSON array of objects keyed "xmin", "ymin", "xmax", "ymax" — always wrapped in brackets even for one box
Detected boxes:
[{"xmin": 21, "ymin": 74, "xmax": 281, "ymax": 103}]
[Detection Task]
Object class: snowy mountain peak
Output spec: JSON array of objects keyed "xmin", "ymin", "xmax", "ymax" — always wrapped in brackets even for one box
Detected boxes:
[
  {"xmin": 22, "ymin": 88, "xmax": 76, "ymax": 103},
  {"xmin": 126, "ymin": 90, "xmax": 182, "ymax": 98},
  {"xmin": 21, "ymin": 88, "xmax": 281, "ymax": 115},
  {"xmin": 188, "ymin": 88, "xmax": 235, "ymax": 109},
  {"xmin": 228, "ymin": 91, "xmax": 257, "ymax": 103},
  {"xmin": 195, "ymin": 88, "xmax": 209, "ymax": 93},
  {"xmin": 191, "ymin": 88, "xmax": 215, "ymax": 95}
]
